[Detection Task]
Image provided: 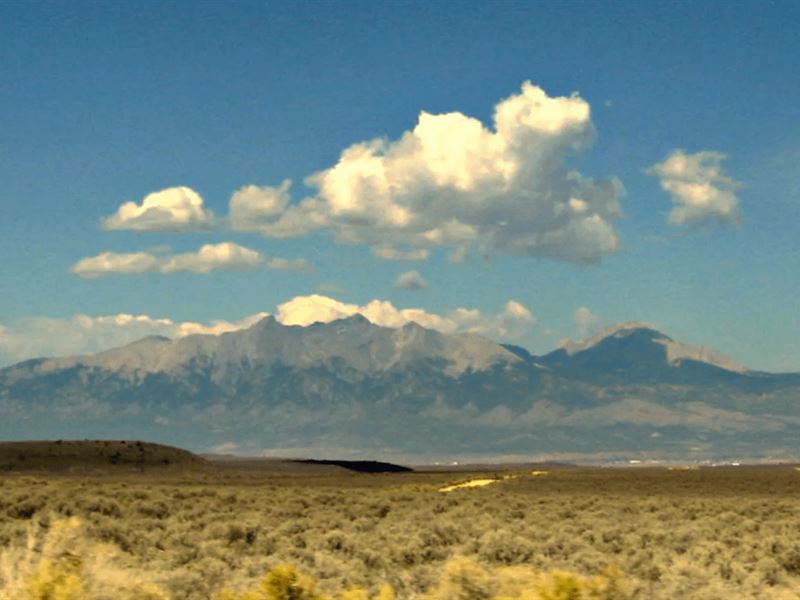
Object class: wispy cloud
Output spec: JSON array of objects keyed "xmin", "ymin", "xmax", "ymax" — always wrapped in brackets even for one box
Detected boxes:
[
  {"xmin": 71, "ymin": 242, "xmax": 312, "ymax": 278},
  {"xmin": 371, "ymin": 246, "xmax": 431, "ymax": 261},
  {"xmin": 0, "ymin": 312, "xmax": 269, "ymax": 365}
]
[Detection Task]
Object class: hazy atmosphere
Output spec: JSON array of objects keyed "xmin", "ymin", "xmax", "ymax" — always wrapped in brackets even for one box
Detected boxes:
[
  {"xmin": 2, "ymin": 1, "xmax": 799, "ymax": 372},
  {"xmin": 3, "ymin": 4, "xmax": 800, "ymax": 600}
]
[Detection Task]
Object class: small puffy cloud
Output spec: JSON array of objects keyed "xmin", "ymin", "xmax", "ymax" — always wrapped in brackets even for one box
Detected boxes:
[
  {"xmin": 229, "ymin": 180, "xmax": 292, "ymax": 232},
  {"xmin": 103, "ymin": 186, "xmax": 214, "ymax": 231},
  {"xmin": 574, "ymin": 306, "xmax": 600, "ymax": 335},
  {"xmin": 0, "ymin": 312, "xmax": 269, "ymax": 366},
  {"xmin": 504, "ymin": 300, "xmax": 534, "ymax": 322},
  {"xmin": 447, "ymin": 300, "xmax": 536, "ymax": 339},
  {"xmin": 160, "ymin": 242, "xmax": 263, "ymax": 274},
  {"xmin": 71, "ymin": 243, "xmax": 311, "ymax": 278},
  {"xmin": 276, "ymin": 294, "xmax": 534, "ymax": 340},
  {"xmin": 648, "ymin": 150, "xmax": 741, "ymax": 226},
  {"xmin": 394, "ymin": 270, "xmax": 429, "ymax": 291},
  {"xmin": 233, "ymin": 81, "xmax": 624, "ymax": 263}
]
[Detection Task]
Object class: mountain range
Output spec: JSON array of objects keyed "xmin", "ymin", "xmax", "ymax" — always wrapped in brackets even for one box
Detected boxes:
[{"xmin": 1, "ymin": 315, "xmax": 798, "ymax": 462}]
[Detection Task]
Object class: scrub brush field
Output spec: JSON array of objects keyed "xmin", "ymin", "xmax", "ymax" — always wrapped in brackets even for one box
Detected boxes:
[{"xmin": 1, "ymin": 455, "xmax": 800, "ymax": 599}]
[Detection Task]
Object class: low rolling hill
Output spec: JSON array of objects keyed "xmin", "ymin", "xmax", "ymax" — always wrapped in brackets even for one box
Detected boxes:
[{"xmin": 0, "ymin": 440, "xmax": 211, "ymax": 473}]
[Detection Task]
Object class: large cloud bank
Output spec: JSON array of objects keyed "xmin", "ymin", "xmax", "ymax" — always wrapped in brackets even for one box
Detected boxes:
[
  {"xmin": 648, "ymin": 150, "xmax": 741, "ymax": 227},
  {"xmin": 0, "ymin": 295, "xmax": 534, "ymax": 366},
  {"xmin": 230, "ymin": 82, "xmax": 624, "ymax": 263}
]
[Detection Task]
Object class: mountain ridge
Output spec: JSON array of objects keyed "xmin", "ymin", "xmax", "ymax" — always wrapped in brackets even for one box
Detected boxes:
[
  {"xmin": 550, "ymin": 322, "xmax": 748, "ymax": 374},
  {"xmin": 27, "ymin": 313, "xmax": 519, "ymax": 377},
  {"xmin": 11, "ymin": 316, "xmax": 770, "ymax": 376},
  {"xmin": 1, "ymin": 316, "xmax": 798, "ymax": 461}
]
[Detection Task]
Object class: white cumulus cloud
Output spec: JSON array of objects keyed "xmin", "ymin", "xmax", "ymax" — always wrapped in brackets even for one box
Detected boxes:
[
  {"xmin": 71, "ymin": 243, "xmax": 311, "ymax": 278},
  {"xmin": 276, "ymin": 295, "xmax": 361, "ymax": 327},
  {"xmin": 648, "ymin": 150, "xmax": 741, "ymax": 227},
  {"xmin": 230, "ymin": 82, "xmax": 624, "ymax": 263},
  {"xmin": 276, "ymin": 294, "xmax": 534, "ymax": 339},
  {"xmin": 504, "ymin": 300, "xmax": 534, "ymax": 322},
  {"xmin": 103, "ymin": 186, "xmax": 215, "ymax": 231},
  {"xmin": 160, "ymin": 242, "xmax": 264, "ymax": 274},
  {"xmin": 394, "ymin": 270, "xmax": 429, "ymax": 291}
]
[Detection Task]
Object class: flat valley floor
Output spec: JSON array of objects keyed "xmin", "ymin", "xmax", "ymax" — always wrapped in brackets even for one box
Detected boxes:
[{"xmin": 2, "ymin": 462, "xmax": 800, "ymax": 599}]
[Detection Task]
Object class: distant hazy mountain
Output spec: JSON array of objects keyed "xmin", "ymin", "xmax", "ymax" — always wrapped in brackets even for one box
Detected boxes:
[
  {"xmin": 537, "ymin": 323, "xmax": 749, "ymax": 382},
  {"xmin": 1, "ymin": 316, "xmax": 798, "ymax": 462}
]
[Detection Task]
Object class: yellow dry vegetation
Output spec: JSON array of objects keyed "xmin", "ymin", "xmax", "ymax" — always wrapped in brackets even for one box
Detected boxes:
[
  {"xmin": 438, "ymin": 478, "xmax": 500, "ymax": 492},
  {"xmin": 1, "ymin": 519, "xmax": 635, "ymax": 600},
  {"xmin": 0, "ymin": 516, "xmax": 169, "ymax": 600},
  {"xmin": 439, "ymin": 471, "xmax": 548, "ymax": 492},
  {"xmin": 214, "ymin": 564, "xmax": 396, "ymax": 600},
  {"xmin": 2, "ymin": 466, "xmax": 800, "ymax": 599},
  {"xmin": 213, "ymin": 558, "xmax": 633, "ymax": 600}
]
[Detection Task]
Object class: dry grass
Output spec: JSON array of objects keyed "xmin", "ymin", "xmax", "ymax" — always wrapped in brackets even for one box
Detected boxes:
[{"xmin": 1, "ymin": 465, "xmax": 799, "ymax": 598}]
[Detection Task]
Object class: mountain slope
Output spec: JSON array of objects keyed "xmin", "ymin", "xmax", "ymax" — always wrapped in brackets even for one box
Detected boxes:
[
  {"xmin": 1, "ymin": 318, "xmax": 798, "ymax": 462},
  {"xmin": 537, "ymin": 323, "xmax": 751, "ymax": 384}
]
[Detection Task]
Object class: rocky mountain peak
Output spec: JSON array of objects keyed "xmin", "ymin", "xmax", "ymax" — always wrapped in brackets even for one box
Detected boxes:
[{"xmin": 560, "ymin": 322, "xmax": 666, "ymax": 356}]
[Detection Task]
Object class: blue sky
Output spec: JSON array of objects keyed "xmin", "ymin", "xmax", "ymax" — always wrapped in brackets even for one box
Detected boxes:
[{"xmin": 1, "ymin": 0, "xmax": 798, "ymax": 371}]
